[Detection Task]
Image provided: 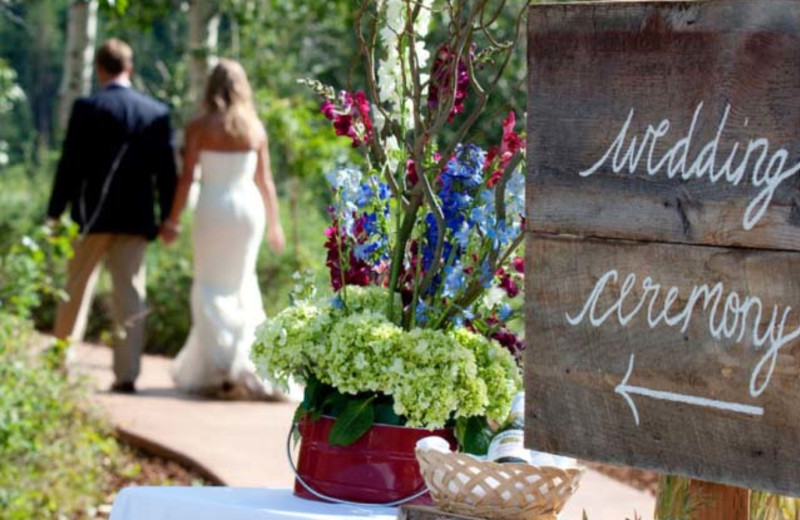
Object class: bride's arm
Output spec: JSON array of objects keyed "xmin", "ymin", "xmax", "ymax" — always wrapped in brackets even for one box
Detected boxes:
[
  {"xmin": 255, "ymin": 131, "xmax": 285, "ymax": 253},
  {"xmin": 162, "ymin": 120, "xmax": 200, "ymax": 244}
]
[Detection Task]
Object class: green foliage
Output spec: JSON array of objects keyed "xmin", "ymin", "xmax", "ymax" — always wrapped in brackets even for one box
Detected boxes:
[
  {"xmin": 257, "ymin": 90, "xmax": 352, "ymax": 184},
  {"xmin": 655, "ymin": 475, "xmax": 697, "ymax": 520},
  {"xmin": 0, "ymin": 313, "xmax": 119, "ymax": 519},
  {"xmin": 0, "ymin": 1, "xmax": 64, "ymax": 159},
  {"xmin": 328, "ymin": 395, "xmax": 376, "ymax": 446},
  {"xmin": 223, "ymin": 1, "xmax": 358, "ymax": 97},
  {"xmin": 0, "ymin": 57, "xmax": 27, "ymax": 166},
  {"xmin": 0, "ymin": 160, "xmax": 52, "ymax": 252},
  {"xmin": 751, "ymin": 490, "xmax": 800, "ymax": 520},
  {"xmin": 454, "ymin": 415, "xmax": 493, "ymax": 456},
  {"xmin": 298, "ymin": 376, "xmax": 406, "ymax": 446},
  {"xmin": 98, "ymin": 0, "xmax": 131, "ymax": 16},
  {"xmin": 0, "ymin": 218, "xmax": 76, "ymax": 320}
]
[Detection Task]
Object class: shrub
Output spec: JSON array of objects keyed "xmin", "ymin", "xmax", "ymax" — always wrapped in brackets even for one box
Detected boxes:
[
  {"xmin": 0, "ymin": 219, "xmax": 76, "ymax": 321},
  {"xmin": 0, "ymin": 313, "xmax": 118, "ymax": 519},
  {"xmin": 143, "ymin": 232, "xmax": 193, "ymax": 356}
]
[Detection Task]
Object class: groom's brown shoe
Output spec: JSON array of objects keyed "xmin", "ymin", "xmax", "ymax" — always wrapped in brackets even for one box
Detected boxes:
[{"xmin": 110, "ymin": 381, "xmax": 136, "ymax": 394}]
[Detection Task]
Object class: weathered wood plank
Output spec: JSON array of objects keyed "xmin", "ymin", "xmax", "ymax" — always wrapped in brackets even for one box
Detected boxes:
[
  {"xmin": 524, "ymin": 233, "xmax": 800, "ymax": 496},
  {"xmin": 527, "ymin": 0, "xmax": 800, "ymax": 251}
]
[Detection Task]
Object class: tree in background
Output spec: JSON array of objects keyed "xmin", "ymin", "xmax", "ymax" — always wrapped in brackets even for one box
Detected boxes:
[
  {"xmin": 57, "ymin": 0, "xmax": 98, "ymax": 132},
  {"xmin": 0, "ymin": 58, "xmax": 25, "ymax": 167},
  {"xmin": 187, "ymin": 0, "xmax": 219, "ymax": 109}
]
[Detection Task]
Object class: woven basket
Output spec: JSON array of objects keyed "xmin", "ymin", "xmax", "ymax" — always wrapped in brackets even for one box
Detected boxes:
[{"xmin": 416, "ymin": 450, "xmax": 583, "ymax": 520}]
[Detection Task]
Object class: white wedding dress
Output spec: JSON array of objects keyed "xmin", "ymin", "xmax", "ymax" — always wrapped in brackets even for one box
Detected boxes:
[{"xmin": 172, "ymin": 150, "xmax": 271, "ymax": 397}]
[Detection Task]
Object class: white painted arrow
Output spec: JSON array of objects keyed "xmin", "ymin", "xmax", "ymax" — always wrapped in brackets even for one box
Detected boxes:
[{"xmin": 615, "ymin": 353, "xmax": 764, "ymax": 426}]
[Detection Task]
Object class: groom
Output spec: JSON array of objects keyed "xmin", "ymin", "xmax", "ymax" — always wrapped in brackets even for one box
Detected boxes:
[{"xmin": 48, "ymin": 38, "xmax": 178, "ymax": 393}]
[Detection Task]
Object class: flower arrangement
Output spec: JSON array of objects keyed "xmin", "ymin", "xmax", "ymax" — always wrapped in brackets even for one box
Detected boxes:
[{"xmin": 252, "ymin": 0, "xmax": 529, "ymax": 451}]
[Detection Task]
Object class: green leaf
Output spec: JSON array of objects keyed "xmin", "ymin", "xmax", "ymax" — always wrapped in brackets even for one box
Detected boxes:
[
  {"xmin": 373, "ymin": 401, "xmax": 403, "ymax": 426},
  {"xmin": 320, "ymin": 390, "xmax": 349, "ymax": 418},
  {"xmin": 328, "ymin": 396, "xmax": 375, "ymax": 447},
  {"xmin": 291, "ymin": 405, "xmax": 307, "ymax": 446},
  {"xmin": 455, "ymin": 416, "xmax": 493, "ymax": 456},
  {"xmin": 301, "ymin": 376, "xmax": 322, "ymax": 412}
]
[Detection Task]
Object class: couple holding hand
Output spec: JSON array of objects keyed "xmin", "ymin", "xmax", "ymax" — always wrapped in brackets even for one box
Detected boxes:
[{"xmin": 48, "ymin": 38, "xmax": 285, "ymax": 399}]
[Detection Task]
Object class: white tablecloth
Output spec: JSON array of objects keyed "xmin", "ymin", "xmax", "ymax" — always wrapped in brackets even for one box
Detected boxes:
[{"xmin": 110, "ymin": 487, "xmax": 399, "ymax": 520}]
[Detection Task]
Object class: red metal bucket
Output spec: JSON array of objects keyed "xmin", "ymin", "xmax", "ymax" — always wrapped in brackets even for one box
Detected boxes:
[{"xmin": 292, "ymin": 416, "xmax": 456, "ymax": 505}]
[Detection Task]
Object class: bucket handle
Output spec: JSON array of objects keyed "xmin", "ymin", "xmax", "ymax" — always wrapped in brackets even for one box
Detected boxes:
[{"xmin": 286, "ymin": 422, "xmax": 430, "ymax": 507}]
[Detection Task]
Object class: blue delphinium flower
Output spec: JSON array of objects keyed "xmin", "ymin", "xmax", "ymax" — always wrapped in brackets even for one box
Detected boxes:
[
  {"xmin": 362, "ymin": 212, "xmax": 378, "ymax": 235},
  {"xmin": 416, "ymin": 299, "xmax": 432, "ymax": 324},
  {"xmin": 326, "ymin": 167, "xmax": 363, "ymax": 237},
  {"xmin": 486, "ymin": 220, "xmax": 519, "ymax": 250},
  {"xmin": 499, "ymin": 303, "xmax": 514, "ymax": 321},
  {"xmin": 326, "ymin": 167, "xmax": 362, "ymax": 203},
  {"xmin": 505, "ymin": 168, "xmax": 525, "ymax": 218},
  {"xmin": 354, "ymin": 242, "xmax": 377, "ymax": 262},
  {"xmin": 422, "ymin": 213, "xmax": 439, "ymax": 271},
  {"xmin": 479, "ymin": 259, "xmax": 493, "ymax": 289},
  {"xmin": 358, "ymin": 183, "xmax": 374, "ymax": 208},
  {"xmin": 470, "ymin": 203, "xmax": 494, "ymax": 235},
  {"xmin": 377, "ymin": 181, "xmax": 391, "ymax": 200},
  {"xmin": 442, "ymin": 261, "xmax": 466, "ymax": 298},
  {"xmin": 440, "ymin": 146, "xmax": 485, "ymax": 220},
  {"xmin": 442, "ymin": 144, "xmax": 485, "ymax": 189},
  {"xmin": 452, "ymin": 306, "xmax": 475, "ymax": 328},
  {"xmin": 453, "ymin": 221, "xmax": 471, "ymax": 249}
]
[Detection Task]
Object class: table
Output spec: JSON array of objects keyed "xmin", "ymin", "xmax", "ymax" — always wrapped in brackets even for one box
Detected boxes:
[{"xmin": 109, "ymin": 487, "xmax": 399, "ymax": 520}]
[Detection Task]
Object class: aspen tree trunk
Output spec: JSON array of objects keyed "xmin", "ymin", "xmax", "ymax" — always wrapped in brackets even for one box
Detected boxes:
[
  {"xmin": 187, "ymin": 0, "xmax": 220, "ymax": 109},
  {"xmin": 58, "ymin": 0, "xmax": 98, "ymax": 133}
]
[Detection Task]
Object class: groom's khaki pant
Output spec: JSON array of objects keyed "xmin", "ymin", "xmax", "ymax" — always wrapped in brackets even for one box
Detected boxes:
[{"xmin": 54, "ymin": 233, "xmax": 147, "ymax": 384}]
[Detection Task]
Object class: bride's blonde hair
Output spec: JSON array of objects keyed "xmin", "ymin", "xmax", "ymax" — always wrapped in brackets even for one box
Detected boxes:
[{"xmin": 203, "ymin": 58, "xmax": 260, "ymax": 142}]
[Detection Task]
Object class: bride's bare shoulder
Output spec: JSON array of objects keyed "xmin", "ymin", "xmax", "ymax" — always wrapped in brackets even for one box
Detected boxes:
[
  {"xmin": 186, "ymin": 114, "xmax": 216, "ymax": 134},
  {"xmin": 184, "ymin": 115, "xmax": 210, "ymax": 145}
]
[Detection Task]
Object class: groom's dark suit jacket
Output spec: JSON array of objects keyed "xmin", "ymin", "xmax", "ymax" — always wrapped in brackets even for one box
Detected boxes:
[{"xmin": 48, "ymin": 84, "xmax": 178, "ymax": 240}]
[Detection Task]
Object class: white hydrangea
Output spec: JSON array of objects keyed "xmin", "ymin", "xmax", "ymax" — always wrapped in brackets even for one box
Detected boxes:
[{"xmin": 250, "ymin": 286, "xmax": 522, "ymax": 428}]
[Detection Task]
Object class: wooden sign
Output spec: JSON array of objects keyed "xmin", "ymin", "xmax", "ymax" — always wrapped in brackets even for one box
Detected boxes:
[{"xmin": 525, "ymin": 0, "xmax": 800, "ymax": 496}]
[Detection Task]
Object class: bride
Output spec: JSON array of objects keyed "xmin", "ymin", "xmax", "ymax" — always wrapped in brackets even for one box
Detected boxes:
[{"xmin": 162, "ymin": 58, "xmax": 285, "ymax": 399}]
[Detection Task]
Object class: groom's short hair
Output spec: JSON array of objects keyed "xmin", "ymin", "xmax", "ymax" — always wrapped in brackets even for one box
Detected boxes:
[{"xmin": 96, "ymin": 39, "xmax": 133, "ymax": 75}]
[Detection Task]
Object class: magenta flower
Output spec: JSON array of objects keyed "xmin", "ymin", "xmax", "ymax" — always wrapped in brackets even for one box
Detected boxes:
[
  {"xmin": 320, "ymin": 90, "xmax": 374, "ymax": 148},
  {"xmin": 491, "ymin": 327, "xmax": 525, "ymax": 361},
  {"xmin": 428, "ymin": 45, "xmax": 471, "ymax": 122},
  {"xmin": 499, "ymin": 272, "xmax": 520, "ymax": 298},
  {"xmin": 324, "ymin": 222, "xmax": 375, "ymax": 291},
  {"xmin": 485, "ymin": 112, "xmax": 523, "ymax": 188},
  {"xmin": 512, "ymin": 257, "xmax": 524, "ymax": 274},
  {"xmin": 406, "ymin": 158, "xmax": 418, "ymax": 187}
]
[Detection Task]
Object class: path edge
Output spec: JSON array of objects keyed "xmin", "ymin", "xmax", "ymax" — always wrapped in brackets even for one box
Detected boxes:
[{"xmin": 115, "ymin": 425, "xmax": 227, "ymax": 486}]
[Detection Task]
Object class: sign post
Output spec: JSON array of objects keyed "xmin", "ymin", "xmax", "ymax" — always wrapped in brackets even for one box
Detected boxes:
[
  {"xmin": 691, "ymin": 481, "xmax": 748, "ymax": 520},
  {"xmin": 525, "ymin": 0, "xmax": 800, "ymax": 515}
]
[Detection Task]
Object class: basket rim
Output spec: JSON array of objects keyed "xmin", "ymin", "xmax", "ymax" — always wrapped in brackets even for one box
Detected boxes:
[{"xmin": 415, "ymin": 448, "xmax": 586, "ymax": 476}]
